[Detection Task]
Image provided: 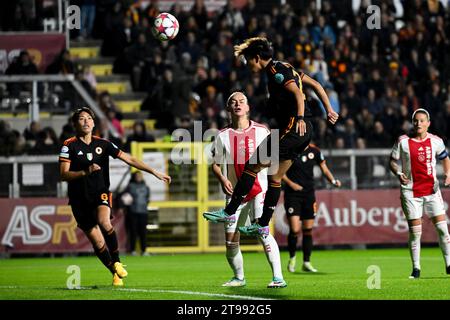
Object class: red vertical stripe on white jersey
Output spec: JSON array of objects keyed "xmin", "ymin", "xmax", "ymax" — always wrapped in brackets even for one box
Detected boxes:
[
  {"xmin": 228, "ymin": 127, "xmax": 262, "ymax": 202},
  {"xmin": 408, "ymin": 138, "xmax": 434, "ymax": 197}
]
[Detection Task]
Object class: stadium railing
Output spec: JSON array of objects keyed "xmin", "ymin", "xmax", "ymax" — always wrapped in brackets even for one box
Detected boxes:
[{"xmin": 0, "ymin": 74, "xmax": 118, "ymax": 137}]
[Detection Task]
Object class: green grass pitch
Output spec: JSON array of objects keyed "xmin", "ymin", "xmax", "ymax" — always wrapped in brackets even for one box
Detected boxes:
[{"xmin": 0, "ymin": 248, "xmax": 449, "ymax": 300}]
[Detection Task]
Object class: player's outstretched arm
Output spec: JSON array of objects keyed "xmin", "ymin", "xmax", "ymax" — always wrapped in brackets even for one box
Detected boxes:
[
  {"xmin": 301, "ymin": 73, "xmax": 338, "ymax": 124},
  {"xmin": 118, "ymin": 152, "xmax": 171, "ymax": 184},
  {"xmin": 319, "ymin": 161, "xmax": 341, "ymax": 187}
]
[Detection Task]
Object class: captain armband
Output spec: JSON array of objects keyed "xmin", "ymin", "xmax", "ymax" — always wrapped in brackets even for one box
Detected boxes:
[{"xmin": 437, "ymin": 150, "xmax": 448, "ymax": 160}]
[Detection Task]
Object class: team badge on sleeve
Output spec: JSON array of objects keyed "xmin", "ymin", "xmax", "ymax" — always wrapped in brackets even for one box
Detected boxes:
[
  {"xmin": 60, "ymin": 145, "xmax": 69, "ymax": 158},
  {"xmin": 274, "ymin": 73, "xmax": 284, "ymax": 84}
]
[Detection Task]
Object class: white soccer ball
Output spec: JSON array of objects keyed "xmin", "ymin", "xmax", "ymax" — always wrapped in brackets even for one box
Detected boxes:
[
  {"xmin": 121, "ymin": 192, "xmax": 133, "ymax": 206},
  {"xmin": 152, "ymin": 12, "xmax": 179, "ymax": 41}
]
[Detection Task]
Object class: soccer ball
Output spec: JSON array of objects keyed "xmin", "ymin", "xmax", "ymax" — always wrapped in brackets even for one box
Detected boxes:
[{"xmin": 152, "ymin": 12, "xmax": 179, "ymax": 41}]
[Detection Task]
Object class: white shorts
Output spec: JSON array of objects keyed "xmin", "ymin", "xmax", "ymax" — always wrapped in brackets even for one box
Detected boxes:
[
  {"xmin": 224, "ymin": 192, "xmax": 265, "ymax": 233},
  {"xmin": 400, "ymin": 190, "xmax": 445, "ymax": 220}
]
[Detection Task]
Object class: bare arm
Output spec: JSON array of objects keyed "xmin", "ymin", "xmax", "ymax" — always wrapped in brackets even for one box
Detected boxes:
[
  {"xmin": 212, "ymin": 163, "xmax": 233, "ymax": 195},
  {"xmin": 301, "ymin": 73, "xmax": 339, "ymax": 124},
  {"xmin": 282, "ymin": 174, "xmax": 303, "ymax": 191},
  {"xmin": 319, "ymin": 161, "xmax": 341, "ymax": 187},
  {"xmin": 442, "ymin": 156, "xmax": 450, "ymax": 187},
  {"xmin": 389, "ymin": 157, "xmax": 409, "ymax": 185},
  {"xmin": 285, "ymin": 81, "xmax": 307, "ymax": 136},
  {"xmin": 118, "ymin": 152, "xmax": 171, "ymax": 183}
]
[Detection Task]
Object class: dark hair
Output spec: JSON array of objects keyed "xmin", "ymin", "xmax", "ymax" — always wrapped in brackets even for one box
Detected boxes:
[
  {"xmin": 234, "ymin": 37, "xmax": 273, "ymax": 60},
  {"xmin": 71, "ymin": 107, "xmax": 95, "ymax": 124}
]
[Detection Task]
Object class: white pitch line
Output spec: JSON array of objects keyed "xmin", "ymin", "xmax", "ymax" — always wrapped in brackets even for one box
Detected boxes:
[
  {"xmin": 116, "ymin": 288, "xmax": 274, "ymax": 300},
  {"xmin": 0, "ymin": 286, "xmax": 274, "ymax": 300}
]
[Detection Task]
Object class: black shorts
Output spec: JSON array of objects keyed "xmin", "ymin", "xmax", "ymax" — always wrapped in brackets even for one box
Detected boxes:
[
  {"xmin": 284, "ymin": 191, "xmax": 317, "ymax": 220},
  {"xmin": 249, "ymin": 121, "xmax": 313, "ymax": 165},
  {"xmin": 70, "ymin": 191, "xmax": 112, "ymax": 231},
  {"xmin": 279, "ymin": 121, "xmax": 313, "ymax": 161}
]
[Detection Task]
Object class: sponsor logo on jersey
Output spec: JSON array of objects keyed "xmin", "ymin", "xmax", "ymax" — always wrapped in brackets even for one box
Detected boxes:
[{"xmin": 77, "ymin": 150, "xmax": 83, "ymax": 155}]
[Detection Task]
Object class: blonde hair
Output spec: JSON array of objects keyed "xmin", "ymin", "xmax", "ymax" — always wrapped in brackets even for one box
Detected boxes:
[{"xmin": 226, "ymin": 91, "xmax": 248, "ymax": 107}]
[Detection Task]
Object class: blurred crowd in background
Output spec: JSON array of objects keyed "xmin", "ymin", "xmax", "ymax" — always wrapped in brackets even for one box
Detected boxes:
[{"xmin": 1, "ymin": 0, "xmax": 450, "ymax": 157}]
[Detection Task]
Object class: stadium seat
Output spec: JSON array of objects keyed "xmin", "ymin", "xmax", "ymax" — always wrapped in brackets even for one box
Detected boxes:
[{"xmin": 69, "ymin": 47, "xmax": 100, "ymax": 59}]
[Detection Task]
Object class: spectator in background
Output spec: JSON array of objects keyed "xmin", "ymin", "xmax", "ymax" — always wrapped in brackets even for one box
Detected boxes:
[
  {"xmin": 341, "ymin": 118, "xmax": 358, "ymax": 149},
  {"xmin": 29, "ymin": 127, "xmax": 60, "ymax": 155},
  {"xmin": 402, "ymin": 84, "xmax": 420, "ymax": 114},
  {"xmin": 23, "ymin": 121, "xmax": 41, "ymax": 148},
  {"xmin": 98, "ymin": 91, "xmax": 121, "ymax": 119},
  {"xmin": 368, "ymin": 121, "xmax": 392, "ymax": 148},
  {"xmin": 355, "ymin": 107, "xmax": 375, "ymax": 140},
  {"xmin": 311, "ymin": 15, "xmax": 336, "ymax": 47},
  {"xmin": 74, "ymin": 66, "xmax": 97, "ymax": 99},
  {"xmin": 5, "ymin": 50, "xmax": 39, "ymax": 96},
  {"xmin": 364, "ymin": 89, "xmax": 383, "ymax": 117},
  {"xmin": 191, "ymin": 0, "xmax": 208, "ymax": 31},
  {"xmin": 0, "ymin": 120, "xmax": 25, "ymax": 156},
  {"xmin": 82, "ymin": 65, "xmax": 97, "ymax": 91},
  {"xmin": 46, "ymin": 49, "xmax": 76, "ymax": 75},
  {"xmin": 59, "ymin": 118, "xmax": 76, "ymax": 143},
  {"xmin": 123, "ymin": 171, "xmax": 151, "ymax": 256},
  {"xmin": 304, "ymin": 49, "xmax": 329, "ymax": 87},
  {"xmin": 124, "ymin": 121, "xmax": 155, "ymax": 152},
  {"xmin": 80, "ymin": 0, "xmax": 96, "ymax": 40},
  {"xmin": 106, "ymin": 108, "xmax": 125, "ymax": 141},
  {"xmin": 343, "ymin": 85, "xmax": 362, "ymax": 115},
  {"xmin": 125, "ymin": 32, "xmax": 153, "ymax": 91},
  {"xmin": 424, "ymin": 82, "xmax": 444, "ymax": 118},
  {"xmin": 105, "ymin": 16, "xmax": 136, "ymax": 59},
  {"xmin": 5, "ymin": 50, "xmax": 39, "ymax": 75}
]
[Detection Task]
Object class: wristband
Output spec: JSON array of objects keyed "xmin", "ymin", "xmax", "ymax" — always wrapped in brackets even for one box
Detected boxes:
[
  {"xmin": 332, "ymin": 179, "xmax": 337, "ymax": 185},
  {"xmin": 396, "ymin": 171, "xmax": 403, "ymax": 177},
  {"xmin": 295, "ymin": 115, "xmax": 304, "ymax": 121}
]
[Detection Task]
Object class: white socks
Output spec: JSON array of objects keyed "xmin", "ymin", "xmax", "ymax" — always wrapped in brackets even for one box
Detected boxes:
[
  {"xmin": 258, "ymin": 234, "xmax": 284, "ymax": 279},
  {"xmin": 409, "ymin": 225, "xmax": 422, "ymax": 270},
  {"xmin": 225, "ymin": 241, "xmax": 244, "ymax": 280},
  {"xmin": 434, "ymin": 221, "xmax": 450, "ymax": 267}
]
